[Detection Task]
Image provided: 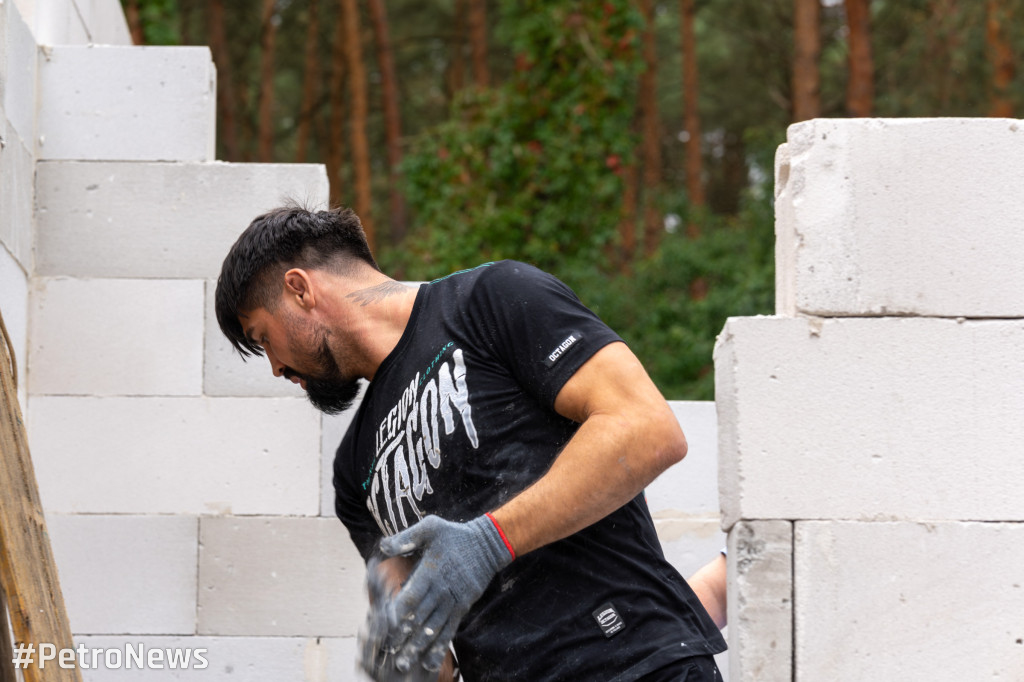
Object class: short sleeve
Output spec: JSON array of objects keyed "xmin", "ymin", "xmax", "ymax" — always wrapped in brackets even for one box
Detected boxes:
[
  {"xmin": 333, "ymin": 429, "xmax": 381, "ymax": 561},
  {"xmin": 469, "ymin": 262, "xmax": 622, "ymax": 408}
]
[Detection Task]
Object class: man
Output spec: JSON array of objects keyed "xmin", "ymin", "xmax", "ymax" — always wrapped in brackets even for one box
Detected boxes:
[{"xmin": 216, "ymin": 206, "xmax": 726, "ymax": 681}]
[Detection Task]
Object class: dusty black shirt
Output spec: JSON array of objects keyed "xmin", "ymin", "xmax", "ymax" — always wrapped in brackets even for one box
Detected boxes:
[{"xmin": 334, "ymin": 261, "xmax": 726, "ymax": 681}]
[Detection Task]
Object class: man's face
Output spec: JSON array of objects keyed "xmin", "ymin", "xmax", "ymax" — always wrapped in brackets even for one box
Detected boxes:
[{"xmin": 240, "ymin": 305, "xmax": 360, "ymax": 415}]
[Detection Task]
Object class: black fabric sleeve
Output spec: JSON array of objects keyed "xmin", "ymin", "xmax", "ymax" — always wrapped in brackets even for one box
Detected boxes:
[
  {"xmin": 469, "ymin": 261, "xmax": 623, "ymax": 409},
  {"xmin": 333, "ymin": 430, "xmax": 380, "ymax": 562}
]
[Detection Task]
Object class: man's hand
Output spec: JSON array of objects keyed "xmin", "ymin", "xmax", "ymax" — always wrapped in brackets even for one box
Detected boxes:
[
  {"xmin": 359, "ymin": 556, "xmax": 460, "ymax": 682},
  {"xmin": 379, "ymin": 515, "xmax": 514, "ymax": 673}
]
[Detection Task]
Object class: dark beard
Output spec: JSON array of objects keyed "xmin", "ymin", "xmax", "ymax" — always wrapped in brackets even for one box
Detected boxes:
[
  {"xmin": 305, "ymin": 374, "xmax": 360, "ymax": 414},
  {"xmin": 299, "ymin": 333, "xmax": 361, "ymax": 415}
]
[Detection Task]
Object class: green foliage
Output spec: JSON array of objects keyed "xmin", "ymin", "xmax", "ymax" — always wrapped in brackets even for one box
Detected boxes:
[
  {"xmin": 394, "ymin": 0, "xmax": 644, "ymax": 278},
  {"xmin": 563, "ymin": 197, "xmax": 775, "ymax": 400}
]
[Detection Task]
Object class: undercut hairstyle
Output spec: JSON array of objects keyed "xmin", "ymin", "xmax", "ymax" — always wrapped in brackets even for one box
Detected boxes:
[{"xmin": 215, "ymin": 205, "xmax": 379, "ymax": 358}]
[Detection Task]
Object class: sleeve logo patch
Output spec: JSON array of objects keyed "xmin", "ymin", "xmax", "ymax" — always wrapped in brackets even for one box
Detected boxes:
[
  {"xmin": 545, "ymin": 332, "xmax": 582, "ymax": 367},
  {"xmin": 592, "ymin": 602, "xmax": 626, "ymax": 638}
]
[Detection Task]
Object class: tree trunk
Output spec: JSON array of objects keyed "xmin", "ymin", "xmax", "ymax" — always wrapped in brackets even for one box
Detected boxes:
[
  {"xmin": 681, "ymin": 0, "xmax": 704, "ymax": 235},
  {"xmin": 341, "ymin": 0, "xmax": 375, "ymax": 249},
  {"xmin": 258, "ymin": 0, "xmax": 279, "ymax": 163},
  {"xmin": 618, "ymin": 162, "xmax": 638, "ymax": 273},
  {"xmin": 468, "ymin": 0, "xmax": 489, "ymax": 87},
  {"xmin": 368, "ymin": 0, "xmax": 409, "ymax": 243},
  {"xmin": 327, "ymin": 2, "xmax": 348, "ymax": 206},
  {"xmin": 295, "ymin": 0, "xmax": 320, "ymax": 163},
  {"xmin": 986, "ymin": 0, "xmax": 1015, "ymax": 118},
  {"xmin": 639, "ymin": 0, "xmax": 662, "ymax": 256},
  {"xmin": 208, "ymin": 0, "xmax": 240, "ymax": 160},
  {"xmin": 844, "ymin": 0, "xmax": 874, "ymax": 116},
  {"xmin": 126, "ymin": 0, "xmax": 144, "ymax": 45},
  {"xmin": 792, "ymin": 0, "xmax": 821, "ymax": 121},
  {"xmin": 449, "ymin": 0, "xmax": 468, "ymax": 97},
  {"xmin": 179, "ymin": 0, "xmax": 194, "ymax": 45}
]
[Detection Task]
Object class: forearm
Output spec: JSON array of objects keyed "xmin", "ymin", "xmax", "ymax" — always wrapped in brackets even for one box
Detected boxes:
[
  {"xmin": 490, "ymin": 404, "xmax": 685, "ymax": 556},
  {"xmin": 687, "ymin": 554, "xmax": 727, "ymax": 629}
]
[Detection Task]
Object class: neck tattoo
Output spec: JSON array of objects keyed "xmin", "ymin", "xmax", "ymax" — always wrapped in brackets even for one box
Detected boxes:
[{"xmin": 346, "ymin": 280, "xmax": 409, "ymax": 307}]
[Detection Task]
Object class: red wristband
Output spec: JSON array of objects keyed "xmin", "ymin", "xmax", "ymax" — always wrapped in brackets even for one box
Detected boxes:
[{"xmin": 485, "ymin": 512, "xmax": 516, "ymax": 560}]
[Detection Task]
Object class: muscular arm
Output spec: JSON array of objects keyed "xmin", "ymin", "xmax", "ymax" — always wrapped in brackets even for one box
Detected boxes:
[{"xmin": 490, "ymin": 341, "xmax": 687, "ymax": 556}]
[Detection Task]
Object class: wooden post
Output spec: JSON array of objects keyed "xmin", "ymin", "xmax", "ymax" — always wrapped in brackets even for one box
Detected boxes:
[
  {"xmin": 0, "ymin": 309, "xmax": 81, "ymax": 682},
  {"xmin": 1, "ymin": 587, "xmax": 15, "ymax": 682}
]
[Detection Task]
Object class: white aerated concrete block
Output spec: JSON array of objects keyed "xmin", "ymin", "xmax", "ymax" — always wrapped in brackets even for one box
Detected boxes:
[
  {"xmin": 0, "ymin": 114, "xmax": 34, "ymax": 268},
  {"xmin": 647, "ymin": 401, "xmax": 719, "ymax": 516},
  {"xmin": 727, "ymin": 521, "xmax": 791, "ymax": 682},
  {"xmin": 73, "ymin": 636, "xmax": 361, "ymax": 682},
  {"xmin": 48, "ymin": 515, "xmax": 199, "ymax": 635},
  {"xmin": 0, "ymin": 245, "xmax": 28, "ymax": 407},
  {"xmin": 655, "ymin": 515, "xmax": 726, "ymax": 580},
  {"xmin": 28, "ymin": 397, "xmax": 321, "ymax": 515},
  {"xmin": 198, "ymin": 517, "xmax": 366, "ymax": 637},
  {"xmin": 30, "ymin": 278, "xmax": 204, "ymax": 396},
  {"xmin": 0, "ymin": 114, "xmax": 35, "ymax": 268},
  {"xmin": 715, "ymin": 316, "xmax": 1024, "ymax": 528},
  {"xmin": 37, "ymin": 46, "xmax": 215, "ymax": 161},
  {"xmin": 2, "ymin": 0, "xmax": 37, "ymax": 148},
  {"xmin": 203, "ymin": 280, "xmax": 306, "ymax": 398},
  {"xmin": 74, "ymin": 0, "xmax": 132, "ymax": 45},
  {"xmin": 36, "ymin": 161, "xmax": 331, "ymax": 278},
  {"xmin": 776, "ymin": 118, "xmax": 1024, "ymax": 318},
  {"xmin": 795, "ymin": 521, "xmax": 1024, "ymax": 680},
  {"xmin": 32, "ymin": 0, "xmax": 89, "ymax": 45}
]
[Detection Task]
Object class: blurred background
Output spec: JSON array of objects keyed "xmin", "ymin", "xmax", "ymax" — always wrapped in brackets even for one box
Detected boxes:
[{"xmin": 121, "ymin": 0, "xmax": 1023, "ymax": 399}]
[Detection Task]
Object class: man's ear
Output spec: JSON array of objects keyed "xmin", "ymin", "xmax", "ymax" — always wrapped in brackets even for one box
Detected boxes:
[{"xmin": 284, "ymin": 268, "xmax": 316, "ymax": 309}]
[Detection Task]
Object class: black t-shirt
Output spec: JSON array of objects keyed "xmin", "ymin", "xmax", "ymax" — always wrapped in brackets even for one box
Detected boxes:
[{"xmin": 334, "ymin": 261, "xmax": 726, "ymax": 681}]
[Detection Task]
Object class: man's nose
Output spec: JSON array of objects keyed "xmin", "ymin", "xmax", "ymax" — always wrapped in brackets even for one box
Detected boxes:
[{"xmin": 265, "ymin": 348, "xmax": 285, "ymax": 377}]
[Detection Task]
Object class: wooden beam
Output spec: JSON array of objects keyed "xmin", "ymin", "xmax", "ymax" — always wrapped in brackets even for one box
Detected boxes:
[
  {"xmin": 0, "ymin": 313, "xmax": 81, "ymax": 682},
  {"xmin": 1, "ymin": 587, "xmax": 15, "ymax": 682}
]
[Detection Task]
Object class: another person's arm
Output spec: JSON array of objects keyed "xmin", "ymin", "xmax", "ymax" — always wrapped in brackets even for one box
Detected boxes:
[{"xmin": 688, "ymin": 553, "xmax": 727, "ymax": 629}]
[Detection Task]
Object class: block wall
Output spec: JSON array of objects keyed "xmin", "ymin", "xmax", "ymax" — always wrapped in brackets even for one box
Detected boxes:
[
  {"xmin": 3, "ymin": 2, "xmax": 730, "ymax": 680},
  {"xmin": 716, "ymin": 118, "xmax": 1024, "ymax": 681}
]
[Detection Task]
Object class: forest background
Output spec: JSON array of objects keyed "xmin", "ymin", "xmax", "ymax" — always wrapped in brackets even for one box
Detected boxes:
[{"xmin": 124, "ymin": 0, "xmax": 1022, "ymax": 399}]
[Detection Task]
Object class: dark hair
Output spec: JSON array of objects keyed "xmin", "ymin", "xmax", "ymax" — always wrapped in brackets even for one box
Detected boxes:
[{"xmin": 215, "ymin": 205, "xmax": 379, "ymax": 357}]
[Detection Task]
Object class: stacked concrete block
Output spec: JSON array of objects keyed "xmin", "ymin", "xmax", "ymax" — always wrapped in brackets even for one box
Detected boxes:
[
  {"xmin": 47, "ymin": 515, "xmax": 199, "ymax": 635},
  {"xmin": 794, "ymin": 521, "xmax": 1024, "ymax": 680},
  {"xmin": 37, "ymin": 46, "xmax": 216, "ymax": 161},
  {"xmin": 0, "ymin": 246, "xmax": 28, "ymax": 406},
  {"xmin": 716, "ymin": 315, "xmax": 1024, "ymax": 527},
  {"xmin": 775, "ymin": 118, "xmax": 1024, "ymax": 318},
  {"xmin": 726, "ymin": 521, "xmax": 791, "ymax": 682},
  {"xmin": 3, "ymin": 0, "xmax": 38, "ymax": 151},
  {"xmin": 65, "ymin": 0, "xmax": 132, "ymax": 45},
  {"xmin": 14, "ymin": 0, "xmax": 130, "ymax": 47},
  {"xmin": 1, "ymin": 0, "xmax": 37, "ymax": 411},
  {"xmin": 717, "ymin": 118, "xmax": 1024, "ymax": 681},
  {"xmin": 28, "ymin": 396, "xmax": 321, "ymax": 515},
  {"xmin": 35, "ymin": 161, "xmax": 329, "ymax": 278},
  {"xmin": 197, "ymin": 516, "xmax": 366, "ymax": 637}
]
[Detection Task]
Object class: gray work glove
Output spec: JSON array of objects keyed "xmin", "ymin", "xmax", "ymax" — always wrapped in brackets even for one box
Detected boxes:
[
  {"xmin": 380, "ymin": 515, "xmax": 515, "ymax": 674},
  {"xmin": 359, "ymin": 556, "xmax": 439, "ymax": 682}
]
